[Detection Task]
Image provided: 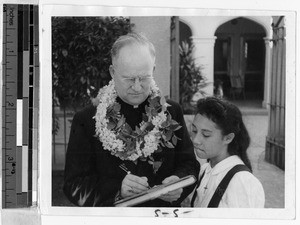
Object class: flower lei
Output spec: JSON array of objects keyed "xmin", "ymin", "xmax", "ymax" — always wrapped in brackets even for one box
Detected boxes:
[{"xmin": 94, "ymin": 79, "xmax": 181, "ymax": 162}]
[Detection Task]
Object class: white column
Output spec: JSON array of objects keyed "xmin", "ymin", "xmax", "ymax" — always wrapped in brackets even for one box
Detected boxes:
[
  {"xmin": 263, "ymin": 37, "xmax": 272, "ymax": 108},
  {"xmin": 191, "ymin": 36, "xmax": 217, "ymax": 96},
  {"xmin": 131, "ymin": 17, "xmax": 171, "ymax": 97}
]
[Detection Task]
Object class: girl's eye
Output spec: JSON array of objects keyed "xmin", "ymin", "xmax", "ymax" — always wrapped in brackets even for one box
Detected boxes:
[
  {"xmin": 191, "ymin": 126, "xmax": 197, "ymax": 134},
  {"xmin": 202, "ymin": 133, "xmax": 211, "ymax": 138}
]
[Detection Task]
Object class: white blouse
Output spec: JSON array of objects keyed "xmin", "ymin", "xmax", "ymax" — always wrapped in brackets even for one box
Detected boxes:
[{"xmin": 193, "ymin": 155, "xmax": 265, "ymax": 208}]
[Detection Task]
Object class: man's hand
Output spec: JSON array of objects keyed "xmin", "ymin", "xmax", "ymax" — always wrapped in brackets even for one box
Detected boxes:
[
  {"xmin": 120, "ymin": 174, "xmax": 149, "ymax": 198},
  {"xmin": 158, "ymin": 175, "xmax": 183, "ymax": 203}
]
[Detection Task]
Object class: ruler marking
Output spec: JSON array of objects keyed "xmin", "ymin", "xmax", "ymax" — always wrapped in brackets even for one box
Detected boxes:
[
  {"xmin": 23, "ymin": 52, "xmax": 29, "ymax": 97},
  {"xmin": 28, "ymin": 84, "xmax": 33, "ymax": 206},
  {"xmin": 32, "ymin": 4, "xmax": 39, "ymax": 205},
  {"xmin": 23, "ymin": 98, "xmax": 29, "ymax": 145},
  {"xmin": 22, "ymin": 146, "xmax": 28, "ymax": 192},
  {"xmin": 2, "ymin": 3, "xmax": 39, "ymax": 208},
  {"xmin": 29, "ymin": 67, "xmax": 33, "ymax": 86},
  {"xmin": 29, "ymin": 23, "xmax": 33, "ymax": 66},
  {"xmin": 2, "ymin": 4, "xmax": 17, "ymax": 208},
  {"xmin": 16, "ymin": 100, "xmax": 23, "ymax": 145},
  {"xmin": 16, "ymin": 147, "xmax": 22, "ymax": 194},
  {"xmin": 17, "ymin": 5, "xmax": 23, "ymax": 99},
  {"xmin": 23, "ymin": 5, "xmax": 29, "ymax": 50},
  {"xmin": 30, "ymin": 5, "xmax": 33, "ymax": 24}
]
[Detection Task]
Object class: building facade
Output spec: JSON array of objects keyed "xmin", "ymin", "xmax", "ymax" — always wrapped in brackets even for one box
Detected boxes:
[{"xmin": 131, "ymin": 16, "xmax": 285, "ymax": 169}]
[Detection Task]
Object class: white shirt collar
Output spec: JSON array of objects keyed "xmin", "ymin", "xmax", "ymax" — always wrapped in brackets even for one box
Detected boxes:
[{"xmin": 206, "ymin": 155, "xmax": 244, "ymax": 175}]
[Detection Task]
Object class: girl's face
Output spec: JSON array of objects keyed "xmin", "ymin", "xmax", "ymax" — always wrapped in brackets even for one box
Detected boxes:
[{"xmin": 191, "ymin": 113, "xmax": 233, "ymax": 167}]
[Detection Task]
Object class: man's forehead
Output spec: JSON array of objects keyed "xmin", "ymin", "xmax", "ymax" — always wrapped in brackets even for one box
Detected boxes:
[
  {"xmin": 115, "ymin": 43, "xmax": 153, "ymax": 58},
  {"xmin": 119, "ymin": 44, "xmax": 151, "ymax": 56}
]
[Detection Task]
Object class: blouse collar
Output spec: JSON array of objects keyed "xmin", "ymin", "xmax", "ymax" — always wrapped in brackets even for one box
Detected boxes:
[{"xmin": 205, "ymin": 155, "xmax": 244, "ymax": 175}]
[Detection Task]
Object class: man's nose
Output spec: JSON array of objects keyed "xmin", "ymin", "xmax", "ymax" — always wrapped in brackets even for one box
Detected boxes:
[{"xmin": 132, "ymin": 78, "xmax": 142, "ymax": 92}]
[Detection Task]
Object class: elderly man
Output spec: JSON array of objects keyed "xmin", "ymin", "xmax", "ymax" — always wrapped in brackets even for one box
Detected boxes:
[{"xmin": 63, "ymin": 32, "xmax": 200, "ymax": 207}]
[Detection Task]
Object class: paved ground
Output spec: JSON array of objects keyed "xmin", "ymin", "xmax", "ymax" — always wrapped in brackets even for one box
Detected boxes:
[
  {"xmin": 237, "ymin": 100, "xmax": 285, "ymax": 208},
  {"xmin": 52, "ymin": 100, "xmax": 285, "ymax": 208},
  {"xmin": 242, "ymin": 114, "xmax": 284, "ymax": 208}
]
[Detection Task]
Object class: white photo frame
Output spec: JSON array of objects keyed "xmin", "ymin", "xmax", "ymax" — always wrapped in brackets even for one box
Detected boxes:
[{"xmin": 38, "ymin": 0, "xmax": 296, "ymax": 222}]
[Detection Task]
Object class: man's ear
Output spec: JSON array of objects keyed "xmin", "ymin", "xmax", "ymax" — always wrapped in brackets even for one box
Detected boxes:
[
  {"xmin": 109, "ymin": 65, "xmax": 114, "ymax": 78},
  {"xmin": 224, "ymin": 133, "xmax": 235, "ymax": 144}
]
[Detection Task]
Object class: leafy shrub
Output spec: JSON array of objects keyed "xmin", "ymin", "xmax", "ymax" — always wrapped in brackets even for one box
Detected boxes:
[
  {"xmin": 179, "ymin": 41, "xmax": 208, "ymax": 114},
  {"xmin": 52, "ymin": 17, "xmax": 133, "ymax": 111}
]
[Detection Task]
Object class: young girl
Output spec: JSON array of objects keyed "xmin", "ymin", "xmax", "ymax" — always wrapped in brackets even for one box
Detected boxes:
[{"xmin": 190, "ymin": 97, "xmax": 265, "ymax": 208}]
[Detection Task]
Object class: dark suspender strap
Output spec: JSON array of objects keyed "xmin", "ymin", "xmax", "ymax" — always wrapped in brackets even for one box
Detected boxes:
[
  {"xmin": 190, "ymin": 171, "xmax": 205, "ymax": 207},
  {"xmin": 207, "ymin": 164, "xmax": 251, "ymax": 208}
]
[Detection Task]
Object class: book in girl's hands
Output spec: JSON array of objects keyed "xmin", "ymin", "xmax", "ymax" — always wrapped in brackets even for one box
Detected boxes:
[{"xmin": 114, "ymin": 175, "xmax": 196, "ymax": 207}]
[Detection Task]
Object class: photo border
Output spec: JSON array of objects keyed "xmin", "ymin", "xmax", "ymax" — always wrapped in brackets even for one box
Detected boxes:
[{"xmin": 39, "ymin": 1, "xmax": 296, "ymax": 220}]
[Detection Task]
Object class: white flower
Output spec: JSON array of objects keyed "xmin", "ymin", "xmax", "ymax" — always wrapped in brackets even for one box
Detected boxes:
[
  {"xmin": 142, "ymin": 131, "xmax": 160, "ymax": 158},
  {"xmin": 152, "ymin": 111, "xmax": 167, "ymax": 127},
  {"xmin": 150, "ymin": 78, "xmax": 160, "ymax": 97}
]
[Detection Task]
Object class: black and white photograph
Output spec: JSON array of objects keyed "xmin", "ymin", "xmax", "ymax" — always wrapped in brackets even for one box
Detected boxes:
[
  {"xmin": 1, "ymin": 0, "xmax": 298, "ymax": 225},
  {"xmin": 51, "ymin": 15, "xmax": 285, "ymax": 210},
  {"xmin": 45, "ymin": 3, "xmax": 296, "ymax": 219}
]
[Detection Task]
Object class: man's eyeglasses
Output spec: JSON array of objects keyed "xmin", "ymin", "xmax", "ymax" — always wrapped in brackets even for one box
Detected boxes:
[
  {"xmin": 112, "ymin": 65, "xmax": 153, "ymax": 85},
  {"xmin": 121, "ymin": 75, "xmax": 153, "ymax": 85}
]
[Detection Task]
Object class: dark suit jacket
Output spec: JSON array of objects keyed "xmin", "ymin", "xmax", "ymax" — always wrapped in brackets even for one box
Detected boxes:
[{"xmin": 63, "ymin": 97, "xmax": 200, "ymax": 207}]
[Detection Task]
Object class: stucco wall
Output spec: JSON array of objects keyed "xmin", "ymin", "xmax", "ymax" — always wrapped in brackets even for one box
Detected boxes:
[
  {"xmin": 130, "ymin": 17, "xmax": 171, "ymax": 97},
  {"xmin": 181, "ymin": 16, "xmax": 272, "ymax": 38}
]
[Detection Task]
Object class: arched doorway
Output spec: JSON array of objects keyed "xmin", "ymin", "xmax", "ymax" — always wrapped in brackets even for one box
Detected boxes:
[
  {"xmin": 179, "ymin": 20, "xmax": 192, "ymax": 46},
  {"xmin": 214, "ymin": 17, "xmax": 266, "ymax": 101}
]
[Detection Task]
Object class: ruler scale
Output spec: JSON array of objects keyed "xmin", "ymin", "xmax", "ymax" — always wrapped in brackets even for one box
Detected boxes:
[
  {"xmin": 32, "ymin": 4, "xmax": 39, "ymax": 205},
  {"xmin": 2, "ymin": 4, "xmax": 18, "ymax": 208},
  {"xmin": 2, "ymin": 4, "xmax": 39, "ymax": 208},
  {"xmin": 17, "ymin": 4, "xmax": 24, "ymax": 206},
  {"xmin": 22, "ymin": 4, "xmax": 29, "ymax": 207}
]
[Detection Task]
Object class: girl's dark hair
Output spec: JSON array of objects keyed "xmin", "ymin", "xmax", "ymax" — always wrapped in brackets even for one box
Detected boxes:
[{"xmin": 196, "ymin": 96, "xmax": 252, "ymax": 171}]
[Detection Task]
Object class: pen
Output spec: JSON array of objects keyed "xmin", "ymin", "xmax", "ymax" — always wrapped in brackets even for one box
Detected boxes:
[
  {"xmin": 119, "ymin": 163, "xmax": 131, "ymax": 175},
  {"xmin": 119, "ymin": 163, "xmax": 151, "ymax": 189}
]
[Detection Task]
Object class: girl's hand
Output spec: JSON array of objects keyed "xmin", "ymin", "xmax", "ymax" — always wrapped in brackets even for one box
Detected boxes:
[{"xmin": 158, "ymin": 175, "xmax": 183, "ymax": 202}]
